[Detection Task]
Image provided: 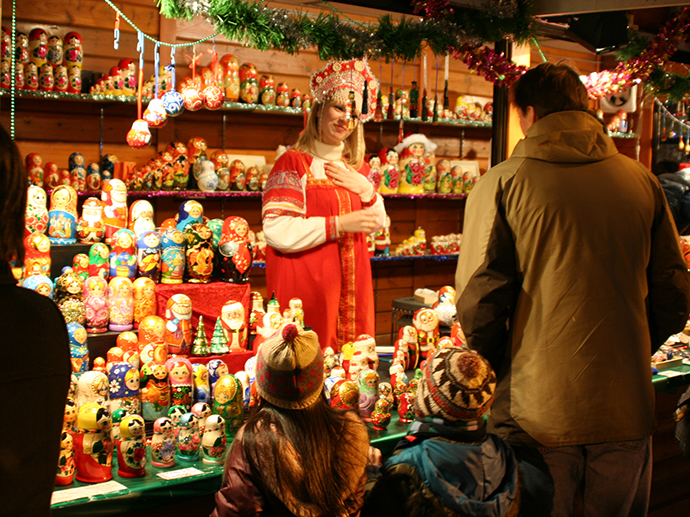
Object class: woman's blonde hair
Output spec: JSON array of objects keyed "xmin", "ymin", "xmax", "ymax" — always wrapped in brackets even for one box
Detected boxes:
[{"xmin": 294, "ymin": 100, "xmax": 366, "ymax": 169}]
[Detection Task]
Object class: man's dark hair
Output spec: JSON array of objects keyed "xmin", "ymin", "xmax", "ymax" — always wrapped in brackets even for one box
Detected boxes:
[{"xmin": 510, "ymin": 62, "xmax": 589, "ymax": 119}]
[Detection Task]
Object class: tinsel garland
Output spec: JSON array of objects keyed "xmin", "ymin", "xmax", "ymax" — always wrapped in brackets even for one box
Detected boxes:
[
  {"xmin": 157, "ymin": 0, "xmax": 536, "ymax": 62},
  {"xmin": 583, "ymin": 7, "xmax": 690, "ymax": 100},
  {"xmin": 451, "ymin": 44, "xmax": 528, "ymax": 88}
]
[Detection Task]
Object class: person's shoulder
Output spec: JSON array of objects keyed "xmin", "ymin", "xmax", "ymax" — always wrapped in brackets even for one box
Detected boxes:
[
  {"xmin": 2, "ymin": 286, "xmax": 67, "ymax": 331},
  {"xmin": 274, "ymin": 148, "xmax": 310, "ymax": 169}
]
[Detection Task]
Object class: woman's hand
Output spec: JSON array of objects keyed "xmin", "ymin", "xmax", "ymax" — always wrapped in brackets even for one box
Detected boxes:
[
  {"xmin": 367, "ymin": 446, "xmax": 382, "ymax": 467},
  {"xmin": 325, "ymin": 162, "xmax": 373, "ymax": 198},
  {"xmin": 338, "ymin": 210, "xmax": 379, "ymax": 234}
]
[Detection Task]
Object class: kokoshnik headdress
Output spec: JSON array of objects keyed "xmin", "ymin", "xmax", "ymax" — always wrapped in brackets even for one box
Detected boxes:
[{"xmin": 310, "ymin": 59, "xmax": 379, "ymax": 125}]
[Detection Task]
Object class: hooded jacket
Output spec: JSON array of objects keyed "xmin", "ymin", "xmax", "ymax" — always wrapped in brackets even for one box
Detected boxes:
[{"xmin": 455, "ymin": 110, "xmax": 690, "ymax": 447}]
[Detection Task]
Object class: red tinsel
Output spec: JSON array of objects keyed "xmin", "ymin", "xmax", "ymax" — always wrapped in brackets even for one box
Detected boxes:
[
  {"xmin": 412, "ymin": 0, "xmax": 452, "ymax": 19},
  {"xmin": 452, "ymin": 44, "xmax": 528, "ymax": 88}
]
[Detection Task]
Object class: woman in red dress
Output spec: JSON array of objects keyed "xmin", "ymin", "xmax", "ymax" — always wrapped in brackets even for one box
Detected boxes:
[{"xmin": 262, "ymin": 59, "xmax": 387, "ymax": 352}]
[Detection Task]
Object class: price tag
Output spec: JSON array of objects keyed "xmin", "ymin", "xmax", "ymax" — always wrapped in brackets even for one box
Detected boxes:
[
  {"xmin": 657, "ymin": 369, "xmax": 685, "ymax": 378},
  {"xmin": 51, "ymin": 480, "xmax": 128, "ymax": 505},
  {"xmin": 156, "ymin": 467, "xmax": 204, "ymax": 480}
]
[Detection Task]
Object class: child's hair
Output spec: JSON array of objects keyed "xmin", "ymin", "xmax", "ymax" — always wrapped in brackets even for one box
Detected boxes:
[
  {"xmin": 0, "ymin": 124, "xmax": 28, "ymax": 263},
  {"xmin": 239, "ymin": 396, "xmax": 368, "ymax": 517}
]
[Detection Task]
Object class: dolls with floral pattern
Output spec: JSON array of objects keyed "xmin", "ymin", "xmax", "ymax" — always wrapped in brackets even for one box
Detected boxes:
[
  {"xmin": 166, "ymin": 357, "xmax": 194, "ymax": 411},
  {"xmin": 394, "ymin": 134, "xmax": 438, "ymax": 195},
  {"xmin": 74, "ymin": 402, "xmax": 113, "ymax": 483},
  {"xmin": 176, "ymin": 412, "xmax": 201, "ymax": 462},
  {"xmin": 202, "ymin": 414, "xmax": 227, "ymax": 464},
  {"xmin": 108, "ymin": 276, "xmax": 134, "ymax": 331},
  {"xmin": 23, "ymin": 231, "xmax": 51, "ymax": 278},
  {"xmin": 55, "ymin": 269, "xmax": 86, "ymax": 325},
  {"xmin": 77, "ymin": 197, "xmax": 105, "ymax": 244},
  {"xmin": 160, "ymin": 228, "xmax": 186, "ymax": 284},
  {"xmin": 25, "ymin": 184, "xmax": 48, "ymax": 235},
  {"xmin": 151, "ymin": 416, "xmax": 176, "ymax": 468},
  {"xmin": 217, "ymin": 216, "xmax": 253, "ymax": 283},
  {"xmin": 185, "ymin": 222, "xmax": 215, "ymax": 283},
  {"xmin": 109, "ymin": 228, "xmax": 137, "ymax": 279},
  {"xmin": 140, "ymin": 360, "xmax": 171, "ymax": 421},
  {"xmin": 212, "ymin": 374, "xmax": 245, "ymax": 439},
  {"xmin": 88, "ymin": 242, "xmax": 109, "ymax": 280},
  {"xmin": 84, "ymin": 275, "xmax": 108, "ymax": 334},
  {"xmin": 117, "ymin": 415, "xmax": 146, "ymax": 477},
  {"xmin": 377, "ymin": 147, "xmax": 400, "ymax": 194},
  {"xmin": 108, "ymin": 362, "xmax": 141, "ymax": 415}
]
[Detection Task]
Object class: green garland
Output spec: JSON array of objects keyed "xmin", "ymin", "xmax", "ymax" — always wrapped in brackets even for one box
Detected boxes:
[{"xmin": 157, "ymin": 0, "xmax": 537, "ymax": 62}]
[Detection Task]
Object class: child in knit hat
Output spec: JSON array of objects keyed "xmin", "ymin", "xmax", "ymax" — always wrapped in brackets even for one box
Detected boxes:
[
  {"xmin": 362, "ymin": 346, "xmax": 520, "ymax": 517},
  {"xmin": 212, "ymin": 322, "xmax": 373, "ymax": 517}
]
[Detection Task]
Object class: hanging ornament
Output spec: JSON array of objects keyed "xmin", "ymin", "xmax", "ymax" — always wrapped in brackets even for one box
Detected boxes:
[
  {"xmin": 202, "ymin": 45, "xmax": 224, "ymax": 110},
  {"xmin": 113, "ymin": 12, "xmax": 120, "ymax": 50},
  {"xmin": 183, "ymin": 48, "xmax": 203, "ymax": 112},
  {"xmin": 127, "ymin": 32, "xmax": 151, "ymax": 149},
  {"xmin": 162, "ymin": 47, "xmax": 184, "ymax": 117},
  {"xmin": 443, "ymin": 54, "xmax": 450, "ymax": 114},
  {"xmin": 346, "ymin": 90, "xmax": 355, "ymax": 130},
  {"xmin": 387, "ymin": 61, "xmax": 395, "ymax": 120},
  {"xmin": 361, "ymin": 81, "xmax": 369, "ymax": 119},
  {"xmin": 143, "ymin": 42, "xmax": 168, "ymax": 128}
]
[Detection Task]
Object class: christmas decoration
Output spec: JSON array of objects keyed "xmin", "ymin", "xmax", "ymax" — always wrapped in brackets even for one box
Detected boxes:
[
  {"xmin": 210, "ymin": 317, "xmax": 229, "ymax": 354},
  {"xmin": 191, "ymin": 315, "xmax": 211, "ymax": 356}
]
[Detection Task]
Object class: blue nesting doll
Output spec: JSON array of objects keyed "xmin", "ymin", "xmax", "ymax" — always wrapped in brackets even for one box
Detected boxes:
[
  {"xmin": 109, "ymin": 228, "xmax": 137, "ymax": 279},
  {"xmin": 160, "ymin": 228, "xmax": 185, "ymax": 284},
  {"xmin": 176, "ymin": 413, "xmax": 201, "ymax": 462},
  {"xmin": 175, "ymin": 200, "xmax": 203, "ymax": 232},
  {"xmin": 136, "ymin": 230, "xmax": 161, "ymax": 280},
  {"xmin": 48, "ymin": 185, "xmax": 78, "ymax": 244},
  {"xmin": 108, "ymin": 361, "xmax": 141, "ymax": 416},
  {"xmin": 67, "ymin": 322, "xmax": 89, "ymax": 378},
  {"xmin": 207, "ymin": 358, "xmax": 229, "ymax": 398},
  {"xmin": 22, "ymin": 274, "xmax": 54, "ymax": 298},
  {"xmin": 100, "ymin": 153, "xmax": 118, "ymax": 182},
  {"xmin": 69, "ymin": 152, "xmax": 86, "ymax": 192}
]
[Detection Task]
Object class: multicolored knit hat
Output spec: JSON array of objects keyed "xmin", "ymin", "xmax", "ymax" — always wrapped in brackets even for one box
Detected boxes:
[
  {"xmin": 256, "ymin": 322, "xmax": 324, "ymax": 410},
  {"xmin": 310, "ymin": 59, "xmax": 378, "ymax": 122},
  {"xmin": 415, "ymin": 346, "xmax": 496, "ymax": 422}
]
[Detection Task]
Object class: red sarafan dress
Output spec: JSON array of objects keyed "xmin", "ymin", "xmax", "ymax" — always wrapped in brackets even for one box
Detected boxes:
[{"xmin": 262, "ymin": 143, "xmax": 386, "ymax": 352}]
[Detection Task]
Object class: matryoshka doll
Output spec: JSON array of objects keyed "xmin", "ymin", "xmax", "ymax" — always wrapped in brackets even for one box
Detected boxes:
[
  {"xmin": 63, "ymin": 32, "xmax": 82, "ymax": 69},
  {"xmin": 413, "ymin": 307, "xmax": 439, "ymax": 361},
  {"xmin": 74, "ymin": 402, "xmax": 113, "ymax": 483},
  {"xmin": 259, "ymin": 74, "xmax": 276, "ymax": 105},
  {"xmin": 128, "ymin": 199, "xmax": 155, "ymax": 238},
  {"xmin": 44, "ymin": 161, "xmax": 60, "ymax": 189},
  {"xmin": 85, "ymin": 163, "xmax": 101, "ymax": 192},
  {"xmin": 47, "ymin": 34, "xmax": 63, "ymax": 67},
  {"xmin": 101, "ymin": 178, "xmax": 128, "ymax": 245},
  {"xmin": 55, "ymin": 269, "xmax": 86, "ymax": 325},
  {"xmin": 84, "ymin": 276, "xmax": 109, "ymax": 334},
  {"xmin": 357, "ymin": 368, "xmax": 379, "ymax": 421},
  {"xmin": 213, "ymin": 374, "xmax": 244, "ymax": 439},
  {"xmin": 150, "ymin": 417, "xmax": 176, "ymax": 468},
  {"xmin": 88, "ymin": 242, "xmax": 110, "ymax": 280},
  {"xmin": 101, "ymin": 154, "xmax": 118, "ymax": 183},
  {"xmin": 290, "ymin": 88, "xmax": 302, "ymax": 109},
  {"xmin": 219, "ymin": 54, "xmax": 239, "ymax": 102},
  {"xmin": 28, "ymin": 28, "xmax": 47, "ymax": 68},
  {"xmin": 23, "ymin": 232, "xmax": 51, "ymax": 277},
  {"xmin": 15, "ymin": 31, "xmax": 29, "ymax": 65},
  {"xmin": 165, "ymin": 357, "xmax": 194, "ymax": 411},
  {"xmin": 136, "ymin": 230, "xmax": 161, "ymax": 280},
  {"xmin": 217, "ymin": 216, "xmax": 253, "ymax": 283},
  {"xmin": 164, "ymin": 293, "xmax": 193, "ymax": 356},
  {"xmin": 0, "ymin": 27, "xmax": 10, "ymax": 60},
  {"xmin": 67, "ymin": 64, "xmax": 82, "ymax": 93},
  {"xmin": 68, "ymin": 322, "xmax": 89, "ymax": 378},
  {"xmin": 48, "ymin": 184, "xmax": 78, "ymax": 244},
  {"xmin": 68, "ymin": 152, "xmax": 86, "ymax": 191},
  {"xmin": 211, "ymin": 150, "xmax": 230, "ymax": 191},
  {"xmin": 109, "ymin": 228, "xmax": 137, "ymax": 279},
  {"xmin": 229, "ymin": 159, "xmax": 246, "ymax": 191},
  {"xmin": 370, "ymin": 398, "xmax": 392, "ymax": 431},
  {"xmin": 195, "ymin": 158, "xmax": 218, "ymax": 192},
  {"xmin": 202, "ymin": 414, "xmax": 227, "ymax": 464},
  {"xmin": 397, "ymin": 383, "xmax": 416, "ymax": 423},
  {"xmin": 329, "ymin": 379, "xmax": 359, "ymax": 412},
  {"xmin": 77, "ymin": 197, "xmax": 105, "ymax": 244},
  {"xmin": 39, "ymin": 62, "xmax": 54, "ymax": 91},
  {"xmin": 394, "ymin": 325, "xmax": 417, "ymax": 370},
  {"xmin": 54, "ymin": 64, "xmax": 68, "ymax": 92},
  {"xmin": 220, "ymin": 299, "xmax": 247, "ymax": 351},
  {"xmin": 108, "ymin": 362, "xmax": 141, "ymax": 415},
  {"xmin": 192, "ymin": 364, "xmax": 211, "ymax": 404},
  {"xmin": 23, "ymin": 61, "xmax": 38, "ymax": 90},
  {"xmin": 276, "ymin": 82, "xmax": 289, "ymax": 107},
  {"xmin": 239, "ymin": 63, "xmax": 258, "ymax": 104},
  {"xmin": 185, "ymin": 222, "xmax": 214, "ymax": 283},
  {"xmin": 378, "ymin": 147, "xmax": 400, "ymax": 194},
  {"xmin": 366, "ymin": 154, "xmax": 382, "ymax": 191},
  {"xmin": 56, "ymin": 429, "xmax": 75, "ymax": 486},
  {"xmin": 25, "ymin": 153, "xmax": 43, "ymax": 187},
  {"xmin": 168, "ymin": 141, "xmax": 190, "ymax": 189},
  {"xmin": 138, "ymin": 315, "xmax": 167, "ymax": 366},
  {"xmin": 191, "ymin": 401, "xmax": 212, "ymax": 434},
  {"xmin": 117, "ymin": 415, "xmax": 146, "ymax": 478},
  {"xmin": 159, "ymin": 228, "xmax": 186, "ymax": 284},
  {"xmin": 21, "ymin": 274, "xmax": 53, "ymax": 299},
  {"xmin": 176, "ymin": 413, "xmax": 201, "ymax": 462},
  {"xmin": 140, "ymin": 360, "xmax": 171, "ymax": 421},
  {"xmin": 132, "ymin": 276, "xmax": 157, "ymax": 328},
  {"xmin": 118, "ymin": 58, "xmax": 137, "ymax": 95},
  {"xmin": 207, "ymin": 358, "xmax": 229, "ymax": 397},
  {"xmin": 107, "ymin": 276, "xmax": 134, "ymax": 332},
  {"xmin": 167, "ymin": 405, "xmax": 186, "ymax": 437},
  {"xmin": 187, "ymin": 136, "xmax": 207, "ymax": 167},
  {"xmin": 176, "ymin": 199, "xmax": 203, "ymax": 232},
  {"xmin": 75, "ymin": 370, "xmax": 109, "ymax": 410},
  {"xmin": 436, "ymin": 158, "xmax": 452, "ymax": 194},
  {"xmin": 0, "ymin": 58, "xmax": 10, "ymax": 88},
  {"xmin": 395, "ymin": 134, "xmax": 434, "ymax": 195},
  {"xmin": 246, "ymin": 166, "xmax": 260, "ymax": 192}
]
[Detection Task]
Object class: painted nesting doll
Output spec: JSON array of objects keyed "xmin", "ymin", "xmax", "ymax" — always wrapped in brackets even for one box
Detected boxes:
[
  {"xmin": 75, "ymin": 370, "xmax": 109, "ymax": 410},
  {"xmin": 138, "ymin": 315, "xmax": 167, "ymax": 366},
  {"xmin": 366, "ymin": 154, "xmax": 382, "ymax": 191},
  {"xmin": 25, "ymin": 185, "xmax": 49, "ymax": 235},
  {"xmin": 219, "ymin": 54, "xmax": 240, "ymax": 102},
  {"xmin": 249, "ymin": 291, "xmax": 266, "ymax": 339},
  {"xmin": 88, "ymin": 242, "xmax": 110, "ymax": 280},
  {"xmin": 394, "ymin": 325, "xmax": 418, "ymax": 370},
  {"xmin": 134, "ymin": 232, "xmax": 160, "ymax": 281},
  {"xmin": 108, "ymin": 361, "xmax": 141, "ymax": 415},
  {"xmin": 159, "ymin": 228, "xmax": 185, "ymax": 284},
  {"xmin": 202, "ymin": 415, "xmax": 227, "ymax": 464},
  {"xmin": 396, "ymin": 137, "xmax": 431, "ymax": 195},
  {"xmin": 246, "ymin": 166, "xmax": 260, "ymax": 192},
  {"xmin": 213, "ymin": 374, "xmax": 244, "ymax": 439},
  {"xmin": 176, "ymin": 200, "xmax": 203, "ymax": 232},
  {"xmin": 276, "ymin": 82, "xmax": 289, "ymax": 107},
  {"xmin": 207, "ymin": 358, "xmax": 229, "ymax": 397},
  {"xmin": 54, "ymin": 64, "xmax": 68, "ymax": 92},
  {"xmin": 329, "ymin": 379, "xmax": 359, "ymax": 412},
  {"xmin": 109, "ymin": 228, "xmax": 137, "ymax": 279},
  {"xmin": 55, "ymin": 269, "xmax": 85, "ymax": 325},
  {"xmin": 436, "ymin": 158, "xmax": 452, "ymax": 194},
  {"xmin": 217, "ymin": 216, "xmax": 253, "ymax": 283},
  {"xmin": 101, "ymin": 178, "xmax": 128, "ymax": 245},
  {"xmin": 167, "ymin": 405, "xmax": 187, "ymax": 437},
  {"xmin": 25, "ymin": 153, "xmax": 44, "ymax": 187},
  {"xmin": 191, "ymin": 401, "xmax": 212, "ymax": 434},
  {"xmin": 67, "ymin": 322, "xmax": 89, "ymax": 378},
  {"xmin": 132, "ymin": 277, "xmax": 157, "ymax": 328},
  {"xmin": 63, "ymin": 32, "xmax": 82, "ymax": 69},
  {"xmin": 220, "ymin": 300, "xmax": 247, "ymax": 351},
  {"xmin": 176, "ymin": 413, "xmax": 201, "ymax": 462},
  {"xmin": 166, "ymin": 357, "xmax": 194, "ymax": 411},
  {"xmin": 84, "ymin": 276, "xmax": 109, "ymax": 334},
  {"xmin": 371, "ymin": 398, "xmax": 392, "ymax": 431},
  {"xmin": 21, "ymin": 274, "xmax": 53, "ymax": 299},
  {"xmin": 107, "ymin": 276, "xmax": 134, "ymax": 332},
  {"xmin": 55, "ymin": 429, "xmax": 75, "ymax": 486},
  {"xmin": 413, "ymin": 307, "xmax": 440, "ymax": 361},
  {"xmin": 117, "ymin": 415, "xmax": 146, "ymax": 478},
  {"xmin": 69, "ymin": 152, "xmax": 86, "ymax": 192},
  {"xmin": 48, "ymin": 184, "xmax": 78, "ymax": 244},
  {"xmin": 357, "ymin": 368, "xmax": 379, "ymax": 421},
  {"xmin": 46, "ymin": 34, "xmax": 63, "ymax": 67},
  {"xmin": 74, "ymin": 402, "xmax": 113, "ymax": 484},
  {"xmin": 211, "ymin": 151, "xmax": 230, "ymax": 191},
  {"xmin": 76, "ymin": 197, "xmax": 104, "ymax": 244},
  {"xmin": 23, "ymin": 231, "xmax": 51, "ymax": 278},
  {"xmin": 229, "ymin": 159, "xmax": 246, "ymax": 191},
  {"xmin": 164, "ymin": 294, "xmax": 193, "ymax": 356},
  {"xmin": 192, "ymin": 363, "xmax": 211, "ymax": 405},
  {"xmin": 101, "ymin": 154, "xmax": 118, "ymax": 183},
  {"xmin": 28, "ymin": 28, "xmax": 48, "ymax": 68},
  {"xmin": 85, "ymin": 163, "xmax": 101, "ymax": 192},
  {"xmin": 67, "ymin": 64, "xmax": 81, "ymax": 93},
  {"xmin": 128, "ymin": 199, "xmax": 155, "ymax": 237},
  {"xmin": 377, "ymin": 147, "xmax": 400, "ymax": 194},
  {"xmin": 140, "ymin": 360, "xmax": 171, "ymax": 421},
  {"xmin": 150, "ymin": 417, "xmax": 176, "ymax": 468},
  {"xmin": 183, "ymin": 223, "xmax": 214, "ymax": 283},
  {"xmin": 74, "ymin": 257, "xmax": 90, "ymax": 281},
  {"xmin": 259, "ymin": 74, "xmax": 276, "ymax": 105},
  {"xmin": 39, "ymin": 62, "xmax": 54, "ymax": 91},
  {"xmin": 239, "ymin": 63, "xmax": 259, "ymax": 104}
]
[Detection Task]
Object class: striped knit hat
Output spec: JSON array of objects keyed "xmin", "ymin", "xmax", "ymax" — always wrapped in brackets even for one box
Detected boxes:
[
  {"xmin": 415, "ymin": 346, "xmax": 496, "ymax": 422},
  {"xmin": 256, "ymin": 323, "xmax": 324, "ymax": 410}
]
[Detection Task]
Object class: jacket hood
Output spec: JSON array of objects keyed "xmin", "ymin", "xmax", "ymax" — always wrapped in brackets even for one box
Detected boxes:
[
  {"xmin": 511, "ymin": 110, "xmax": 619, "ymax": 164},
  {"xmin": 385, "ymin": 435, "xmax": 518, "ymax": 516}
]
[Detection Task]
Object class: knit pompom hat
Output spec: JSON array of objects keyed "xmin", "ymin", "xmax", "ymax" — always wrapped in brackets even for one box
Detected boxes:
[
  {"xmin": 256, "ymin": 322, "xmax": 325, "ymax": 410},
  {"xmin": 415, "ymin": 346, "xmax": 496, "ymax": 422}
]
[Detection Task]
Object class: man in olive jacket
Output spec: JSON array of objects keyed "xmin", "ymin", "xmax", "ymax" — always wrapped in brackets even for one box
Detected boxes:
[{"xmin": 455, "ymin": 62, "xmax": 690, "ymax": 516}]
